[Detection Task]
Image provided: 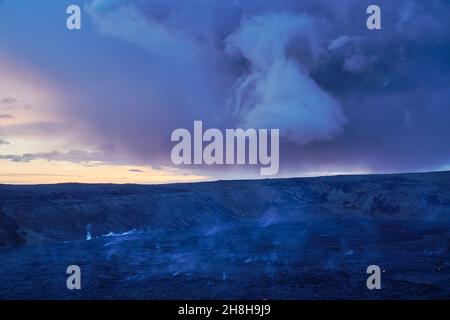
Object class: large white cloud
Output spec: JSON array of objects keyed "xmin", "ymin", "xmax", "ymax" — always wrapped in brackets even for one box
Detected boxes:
[{"xmin": 225, "ymin": 13, "xmax": 346, "ymax": 144}]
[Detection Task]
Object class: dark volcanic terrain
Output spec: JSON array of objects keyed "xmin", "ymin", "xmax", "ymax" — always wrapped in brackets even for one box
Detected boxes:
[{"xmin": 1, "ymin": 171, "xmax": 450, "ymax": 299}]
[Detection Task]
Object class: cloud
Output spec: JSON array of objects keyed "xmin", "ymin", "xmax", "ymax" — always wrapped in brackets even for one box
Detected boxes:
[
  {"xmin": 0, "ymin": 150, "xmax": 107, "ymax": 164},
  {"xmin": 327, "ymin": 35, "xmax": 371, "ymax": 72},
  {"xmin": 0, "ymin": 139, "xmax": 9, "ymax": 145},
  {"xmin": 79, "ymin": 0, "xmax": 450, "ymax": 175},
  {"xmin": 5, "ymin": 0, "xmax": 449, "ymax": 177},
  {"xmin": 128, "ymin": 169, "xmax": 143, "ymax": 173},
  {"xmin": 0, "ymin": 96, "xmax": 17, "ymax": 104},
  {"xmin": 0, "ymin": 114, "xmax": 13, "ymax": 119},
  {"xmin": 225, "ymin": 13, "xmax": 346, "ymax": 144},
  {"xmin": 0, "ymin": 122, "xmax": 66, "ymax": 137},
  {"xmin": 82, "ymin": 2, "xmax": 348, "ymax": 151}
]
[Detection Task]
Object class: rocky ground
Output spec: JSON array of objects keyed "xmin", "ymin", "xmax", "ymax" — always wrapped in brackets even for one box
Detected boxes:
[{"xmin": 1, "ymin": 171, "xmax": 450, "ymax": 299}]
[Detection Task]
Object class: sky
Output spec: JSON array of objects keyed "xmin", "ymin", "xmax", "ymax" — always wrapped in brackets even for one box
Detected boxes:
[{"xmin": 0, "ymin": 0, "xmax": 449, "ymax": 184}]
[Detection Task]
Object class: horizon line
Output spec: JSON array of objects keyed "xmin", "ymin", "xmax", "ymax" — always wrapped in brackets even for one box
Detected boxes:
[{"xmin": 1, "ymin": 169, "xmax": 448, "ymax": 187}]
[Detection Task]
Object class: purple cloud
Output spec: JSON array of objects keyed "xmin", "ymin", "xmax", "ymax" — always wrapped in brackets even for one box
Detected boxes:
[{"xmin": 2, "ymin": 0, "xmax": 449, "ymax": 178}]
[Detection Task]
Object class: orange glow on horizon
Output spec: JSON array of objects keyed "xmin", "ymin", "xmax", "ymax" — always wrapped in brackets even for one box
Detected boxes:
[{"xmin": 0, "ymin": 159, "xmax": 209, "ymax": 185}]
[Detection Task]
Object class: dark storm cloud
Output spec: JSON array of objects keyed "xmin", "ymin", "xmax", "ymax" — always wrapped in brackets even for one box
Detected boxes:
[{"xmin": 51, "ymin": 0, "xmax": 450, "ymax": 175}]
